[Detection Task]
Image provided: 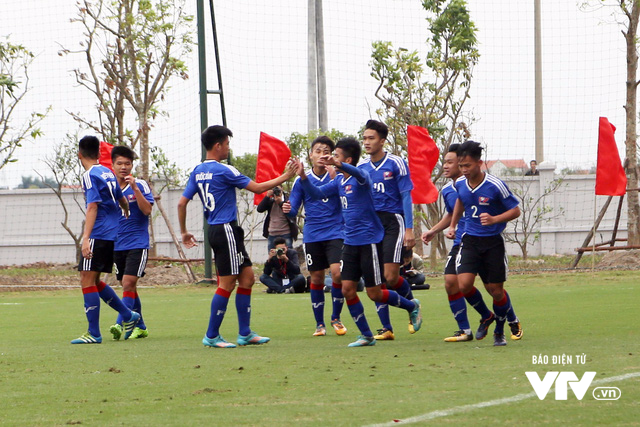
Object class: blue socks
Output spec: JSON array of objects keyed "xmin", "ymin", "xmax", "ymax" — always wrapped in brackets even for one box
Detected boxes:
[
  {"xmin": 235, "ymin": 287, "xmax": 252, "ymax": 336},
  {"xmin": 346, "ymin": 297, "xmax": 372, "ymax": 337},
  {"xmin": 82, "ymin": 286, "xmax": 101, "ymax": 337},
  {"xmin": 448, "ymin": 292, "xmax": 471, "ymax": 330},
  {"xmin": 310, "ymin": 283, "xmax": 325, "ymax": 326},
  {"xmin": 464, "ymin": 286, "xmax": 493, "ymax": 320},
  {"xmin": 97, "ymin": 281, "xmax": 134, "ymax": 321},
  {"xmin": 330, "ymin": 282, "xmax": 344, "ymax": 321},
  {"xmin": 207, "ymin": 287, "xmax": 231, "ymax": 339}
]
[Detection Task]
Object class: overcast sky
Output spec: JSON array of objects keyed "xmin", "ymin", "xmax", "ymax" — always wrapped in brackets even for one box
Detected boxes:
[{"xmin": 0, "ymin": 0, "xmax": 629, "ymax": 188}]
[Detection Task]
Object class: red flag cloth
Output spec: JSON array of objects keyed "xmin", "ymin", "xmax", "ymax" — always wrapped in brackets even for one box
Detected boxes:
[
  {"xmin": 595, "ymin": 117, "xmax": 627, "ymax": 196},
  {"xmin": 407, "ymin": 125, "xmax": 439, "ymax": 204},
  {"xmin": 253, "ymin": 132, "xmax": 292, "ymax": 205},
  {"xmin": 98, "ymin": 141, "xmax": 114, "ymax": 172}
]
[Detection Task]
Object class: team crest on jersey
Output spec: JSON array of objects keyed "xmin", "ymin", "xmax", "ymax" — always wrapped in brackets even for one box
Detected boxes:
[
  {"xmin": 478, "ymin": 196, "xmax": 490, "ymax": 205},
  {"xmin": 127, "ymin": 193, "xmax": 137, "ymax": 201},
  {"xmin": 383, "ymin": 171, "xmax": 393, "ymax": 180},
  {"xmin": 345, "ymin": 185, "xmax": 353, "ymax": 194}
]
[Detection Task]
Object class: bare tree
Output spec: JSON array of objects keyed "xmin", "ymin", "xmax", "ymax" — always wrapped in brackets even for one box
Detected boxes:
[
  {"xmin": 62, "ymin": 0, "xmax": 194, "ymax": 180},
  {"xmin": 504, "ymin": 177, "xmax": 565, "ymax": 260},
  {"xmin": 0, "ymin": 39, "xmax": 48, "ymax": 170},
  {"xmin": 38, "ymin": 134, "xmax": 87, "ymax": 261}
]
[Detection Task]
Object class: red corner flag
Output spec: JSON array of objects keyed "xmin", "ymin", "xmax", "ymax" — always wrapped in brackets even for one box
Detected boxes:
[
  {"xmin": 98, "ymin": 141, "xmax": 114, "ymax": 172},
  {"xmin": 407, "ymin": 125, "xmax": 439, "ymax": 204},
  {"xmin": 254, "ymin": 132, "xmax": 292, "ymax": 205},
  {"xmin": 595, "ymin": 117, "xmax": 627, "ymax": 196}
]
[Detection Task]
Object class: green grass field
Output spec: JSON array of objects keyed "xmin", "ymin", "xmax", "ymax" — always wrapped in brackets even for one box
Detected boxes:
[{"xmin": 1, "ymin": 270, "xmax": 639, "ymax": 426}]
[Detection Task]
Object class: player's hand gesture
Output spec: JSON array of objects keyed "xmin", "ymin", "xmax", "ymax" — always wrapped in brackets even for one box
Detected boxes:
[
  {"xmin": 319, "ymin": 154, "xmax": 337, "ymax": 167},
  {"xmin": 422, "ymin": 229, "xmax": 435, "ymax": 244},
  {"xmin": 404, "ymin": 229, "xmax": 416, "ymax": 249},
  {"xmin": 326, "ymin": 165, "xmax": 337, "ymax": 179},
  {"xmin": 445, "ymin": 227, "xmax": 456, "ymax": 240},
  {"xmin": 124, "ymin": 175, "xmax": 136, "ymax": 187},
  {"xmin": 282, "ymin": 201, "xmax": 291, "ymax": 214},
  {"xmin": 479, "ymin": 213, "xmax": 495, "ymax": 226},
  {"xmin": 181, "ymin": 232, "xmax": 198, "ymax": 248},
  {"xmin": 285, "ymin": 158, "xmax": 299, "ymax": 178},
  {"xmin": 82, "ymin": 238, "xmax": 92, "ymax": 259}
]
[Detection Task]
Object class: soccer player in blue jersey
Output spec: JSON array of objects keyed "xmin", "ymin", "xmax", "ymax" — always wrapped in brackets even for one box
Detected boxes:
[
  {"xmin": 72, "ymin": 136, "xmax": 141, "ymax": 344},
  {"xmin": 178, "ymin": 125, "xmax": 297, "ymax": 349},
  {"xmin": 359, "ymin": 120, "xmax": 417, "ymax": 340},
  {"xmin": 446, "ymin": 140, "xmax": 524, "ymax": 346},
  {"xmin": 294, "ymin": 137, "xmax": 422, "ymax": 347},
  {"xmin": 422, "ymin": 144, "xmax": 495, "ymax": 342},
  {"xmin": 282, "ymin": 136, "xmax": 347, "ymax": 337},
  {"xmin": 108, "ymin": 146, "xmax": 154, "ymax": 341}
]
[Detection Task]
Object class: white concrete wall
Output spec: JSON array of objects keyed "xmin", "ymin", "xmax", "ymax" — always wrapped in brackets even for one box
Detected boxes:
[{"xmin": 0, "ymin": 167, "xmax": 626, "ymax": 265}]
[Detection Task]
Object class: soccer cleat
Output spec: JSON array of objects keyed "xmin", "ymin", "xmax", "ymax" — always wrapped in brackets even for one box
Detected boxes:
[
  {"xmin": 444, "ymin": 330, "xmax": 474, "ymax": 342},
  {"xmin": 493, "ymin": 333, "xmax": 507, "ymax": 346},
  {"xmin": 70, "ymin": 333, "xmax": 102, "ymax": 344},
  {"xmin": 476, "ymin": 313, "xmax": 495, "ymax": 341},
  {"xmin": 130, "ymin": 327, "xmax": 148, "ymax": 339},
  {"xmin": 313, "ymin": 326, "xmax": 327, "ymax": 336},
  {"xmin": 409, "ymin": 299, "xmax": 423, "ymax": 333},
  {"xmin": 373, "ymin": 328, "xmax": 395, "ymax": 340},
  {"xmin": 331, "ymin": 319, "xmax": 347, "ymax": 336},
  {"xmin": 109, "ymin": 323, "xmax": 123, "ymax": 341},
  {"xmin": 509, "ymin": 321, "xmax": 523, "ymax": 340},
  {"xmin": 122, "ymin": 311, "xmax": 141, "ymax": 340},
  {"xmin": 237, "ymin": 331, "xmax": 270, "ymax": 346},
  {"xmin": 203, "ymin": 335, "xmax": 236, "ymax": 348},
  {"xmin": 347, "ymin": 335, "xmax": 376, "ymax": 347}
]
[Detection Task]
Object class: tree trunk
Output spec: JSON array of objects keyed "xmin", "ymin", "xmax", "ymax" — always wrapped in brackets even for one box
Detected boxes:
[{"xmin": 625, "ymin": 1, "xmax": 640, "ymax": 245}]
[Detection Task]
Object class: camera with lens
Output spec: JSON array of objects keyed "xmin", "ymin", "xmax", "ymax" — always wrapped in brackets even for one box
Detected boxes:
[
  {"xmin": 276, "ymin": 248, "xmax": 285, "ymax": 256},
  {"xmin": 273, "ymin": 187, "xmax": 282, "ymax": 197}
]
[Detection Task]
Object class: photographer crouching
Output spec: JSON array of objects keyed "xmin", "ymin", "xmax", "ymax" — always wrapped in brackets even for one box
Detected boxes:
[{"xmin": 259, "ymin": 237, "xmax": 306, "ymax": 294}]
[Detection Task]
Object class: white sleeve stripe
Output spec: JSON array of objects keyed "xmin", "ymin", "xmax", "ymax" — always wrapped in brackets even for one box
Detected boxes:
[
  {"xmin": 83, "ymin": 172, "xmax": 92, "ymax": 189},
  {"xmin": 486, "ymin": 175, "xmax": 511, "ymax": 198},
  {"xmin": 389, "ymin": 155, "xmax": 408, "ymax": 175},
  {"xmin": 137, "ymin": 179, "xmax": 151, "ymax": 194}
]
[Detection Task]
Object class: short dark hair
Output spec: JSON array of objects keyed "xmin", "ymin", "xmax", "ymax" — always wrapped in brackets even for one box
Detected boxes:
[
  {"xmin": 365, "ymin": 119, "xmax": 388, "ymax": 140},
  {"xmin": 448, "ymin": 143, "xmax": 460, "ymax": 154},
  {"xmin": 111, "ymin": 145, "xmax": 135, "ymax": 162},
  {"xmin": 273, "ymin": 237, "xmax": 287, "ymax": 247},
  {"xmin": 457, "ymin": 140, "xmax": 483, "ymax": 161},
  {"xmin": 202, "ymin": 125, "xmax": 233, "ymax": 151},
  {"xmin": 336, "ymin": 137, "xmax": 362, "ymax": 166},
  {"xmin": 78, "ymin": 135, "xmax": 100, "ymax": 159},
  {"xmin": 311, "ymin": 135, "xmax": 335, "ymax": 152},
  {"xmin": 530, "ymin": 160, "xmax": 537, "ymax": 164}
]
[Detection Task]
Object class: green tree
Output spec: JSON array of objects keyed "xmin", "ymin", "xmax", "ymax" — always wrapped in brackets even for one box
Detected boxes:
[
  {"xmin": 0, "ymin": 39, "xmax": 49, "ymax": 170},
  {"xmin": 370, "ymin": 0, "xmax": 479, "ymax": 262}
]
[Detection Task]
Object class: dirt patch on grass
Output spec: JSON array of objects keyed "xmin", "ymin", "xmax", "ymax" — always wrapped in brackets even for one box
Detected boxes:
[
  {"xmin": 598, "ymin": 249, "xmax": 640, "ymax": 269},
  {"xmin": 0, "ymin": 262, "xmax": 198, "ymax": 291}
]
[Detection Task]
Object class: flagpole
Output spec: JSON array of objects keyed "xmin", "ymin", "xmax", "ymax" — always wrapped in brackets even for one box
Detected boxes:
[{"xmin": 592, "ymin": 197, "xmax": 596, "ymax": 272}]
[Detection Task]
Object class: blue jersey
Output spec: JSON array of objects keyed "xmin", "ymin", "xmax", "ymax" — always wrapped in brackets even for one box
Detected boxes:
[
  {"xmin": 82, "ymin": 165, "xmax": 123, "ymax": 241},
  {"xmin": 454, "ymin": 173, "xmax": 519, "ymax": 237},
  {"xmin": 358, "ymin": 153, "xmax": 413, "ymax": 214},
  {"xmin": 182, "ymin": 160, "xmax": 251, "ymax": 225},
  {"xmin": 301, "ymin": 165, "xmax": 384, "ymax": 246},
  {"xmin": 441, "ymin": 181, "xmax": 465, "ymax": 246},
  {"xmin": 115, "ymin": 179, "xmax": 154, "ymax": 251},
  {"xmin": 287, "ymin": 170, "xmax": 344, "ymax": 243}
]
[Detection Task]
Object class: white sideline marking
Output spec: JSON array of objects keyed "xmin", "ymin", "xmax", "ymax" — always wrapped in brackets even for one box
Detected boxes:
[
  {"xmin": 0, "ymin": 303, "xmax": 23, "ymax": 305},
  {"xmin": 365, "ymin": 372, "xmax": 640, "ymax": 426}
]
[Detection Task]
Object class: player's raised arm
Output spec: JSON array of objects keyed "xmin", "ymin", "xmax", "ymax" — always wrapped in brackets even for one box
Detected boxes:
[{"xmin": 245, "ymin": 159, "xmax": 298, "ymax": 194}]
